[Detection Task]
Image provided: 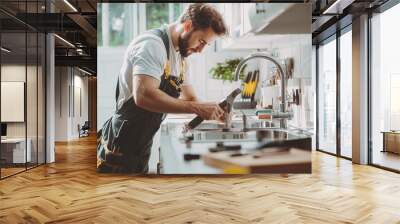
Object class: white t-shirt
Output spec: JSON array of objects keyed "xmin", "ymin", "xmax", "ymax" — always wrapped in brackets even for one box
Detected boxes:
[{"xmin": 116, "ymin": 24, "xmax": 190, "ymax": 110}]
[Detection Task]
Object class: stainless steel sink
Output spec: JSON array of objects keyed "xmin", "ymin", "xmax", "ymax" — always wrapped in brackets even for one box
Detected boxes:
[
  {"xmin": 192, "ymin": 129, "xmax": 257, "ymax": 142},
  {"xmin": 193, "ymin": 122, "xmax": 225, "ymax": 131},
  {"xmin": 193, "ymin": 120, "xmax": 276, "ymax": 132},
  {"xmin": 191, "ymin": 128, "xmax": 300, "ymax": 143},
  {"xmin": 187, "ymin": 119, "xmax": 312, "ymax": 153},
  {"xmin": 190, "ymin": 119, "xmax": 274, "ymax": 141},
  {"xmin": 231, "ymin": 120, "xmax": 276, "ymax": 130}
]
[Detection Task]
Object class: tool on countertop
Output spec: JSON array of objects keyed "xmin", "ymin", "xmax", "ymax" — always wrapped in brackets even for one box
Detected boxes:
[
  {"xmin": 185, "ymin": 88, "xmax": 242, "ymax": 130},
  {"xmin": 184, "ymin": 153, "xmax": 201, "ymax": 161},
  {"xmin": 209, "ymin": 144, "xmax": 242, "ymax": 153}
]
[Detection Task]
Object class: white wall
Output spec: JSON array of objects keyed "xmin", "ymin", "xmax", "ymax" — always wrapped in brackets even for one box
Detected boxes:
[
  {"xmin": 55, "ymin": 67, "xmax": 68, "ymax": 141},
  {"xmin": 54, "ymin": 67, "xmax": 89, "ymax": 141}
]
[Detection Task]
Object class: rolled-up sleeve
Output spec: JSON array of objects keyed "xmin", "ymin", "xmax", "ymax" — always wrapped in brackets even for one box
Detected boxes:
[{"xmin": 129, "ymin": 37, "xmax": 167, "ymax": 81}]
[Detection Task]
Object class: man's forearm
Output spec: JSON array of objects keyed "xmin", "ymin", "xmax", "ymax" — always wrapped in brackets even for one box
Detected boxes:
[
  {"xmin": 180, "ymin": 95, "xmax": 198, "ymax": 102},
  {"xmin": 133, "ymin": 79, "xmax": 223, "ymax": 121},
  {"xmin": 180, "ymin": 85, "xmax": 198, "ymax": 102},
  {"xmin": 135, "ymin": 87, "xmax": 195, "ymax": 114}
]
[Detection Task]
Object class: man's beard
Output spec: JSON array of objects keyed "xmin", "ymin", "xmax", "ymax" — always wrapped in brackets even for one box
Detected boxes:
[{"xmin": 178, "ymin": 31, "xmax": 193, "ymax": 58}]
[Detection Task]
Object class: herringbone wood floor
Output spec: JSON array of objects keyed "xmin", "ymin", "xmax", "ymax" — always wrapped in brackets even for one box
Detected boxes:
[{"xmin": 1, "ymin": 135, "xmax": 400, "ymax": 223}]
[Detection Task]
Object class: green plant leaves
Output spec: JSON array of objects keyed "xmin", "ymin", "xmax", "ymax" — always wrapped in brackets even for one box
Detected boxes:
[{"xmin": 209, "ymin": 58, "xmax": 247, "ymax": 82}]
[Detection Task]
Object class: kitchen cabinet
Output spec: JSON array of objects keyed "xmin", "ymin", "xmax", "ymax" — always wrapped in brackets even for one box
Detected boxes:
[
  {"xmin": 215, "ymin": 3, "xmax": 311, "ymax": 50},
  {"xmin": 217, "ymin": 3, "xmax": 253, "ymax": 50}
]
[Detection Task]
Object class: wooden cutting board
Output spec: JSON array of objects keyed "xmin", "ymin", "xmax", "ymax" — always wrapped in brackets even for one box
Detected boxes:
[{"xmin": 203, "ymin": 148, "xmax": 311, "ymax": 174}]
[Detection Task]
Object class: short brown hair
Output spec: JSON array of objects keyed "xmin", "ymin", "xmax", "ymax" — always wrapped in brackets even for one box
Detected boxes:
[{"xmin": 179, "ymin": 3, "xmax": 228, "ymax": 36}]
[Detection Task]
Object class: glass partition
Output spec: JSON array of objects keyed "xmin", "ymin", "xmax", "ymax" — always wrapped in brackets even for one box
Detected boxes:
[
  {"xmin": 1, "ymin": 31, "xmax": 28, "ymax": 177},
  {"xmin": 0, "ymin": 1, "xmax": 46, "ymax": 179}
]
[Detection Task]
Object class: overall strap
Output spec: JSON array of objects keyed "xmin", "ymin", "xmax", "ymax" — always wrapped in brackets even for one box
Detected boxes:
[
  {"xmin": 115, "ymin": 26, "xmax": 170, "ymax": 109},
  {"xmin": 147, "ymin": 27, "xmax": 170, "ymax": 60}
]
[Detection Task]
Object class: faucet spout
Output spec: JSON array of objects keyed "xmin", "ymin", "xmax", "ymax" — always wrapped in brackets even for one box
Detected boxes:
[{"xmin": 234, "ymin": 53, "xmax": 289, "ymax": 128}]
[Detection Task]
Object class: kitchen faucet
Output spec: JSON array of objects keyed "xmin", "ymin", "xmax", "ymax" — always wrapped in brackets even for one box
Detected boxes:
[{"xmin": 233, "ymin": 52, "xmax": 292, "ymax": 129}]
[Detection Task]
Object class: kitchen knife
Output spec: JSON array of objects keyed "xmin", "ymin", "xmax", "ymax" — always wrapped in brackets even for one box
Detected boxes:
[
  {"xmin": 243, "ymin": 71, "xmax": 253, "ymax": 98},
  {"xmin": 250, "ymin": 70, "xmax": 259, "ymax": 101}
]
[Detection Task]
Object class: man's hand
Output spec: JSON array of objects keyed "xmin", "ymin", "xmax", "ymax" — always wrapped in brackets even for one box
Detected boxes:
[{"xmin": 190, "ymin": 102, "xmax": 225, "ymax": 121}]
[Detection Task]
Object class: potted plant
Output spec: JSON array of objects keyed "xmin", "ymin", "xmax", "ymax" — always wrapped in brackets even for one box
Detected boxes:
[{"xmin": 209, "ymin": 58, "xmax": 247, "ymax": 82}]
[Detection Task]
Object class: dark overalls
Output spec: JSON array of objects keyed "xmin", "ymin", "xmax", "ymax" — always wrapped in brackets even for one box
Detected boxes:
[{"xmin": 97, "ymin": 27, "xmax": 185, "ymax": 173}]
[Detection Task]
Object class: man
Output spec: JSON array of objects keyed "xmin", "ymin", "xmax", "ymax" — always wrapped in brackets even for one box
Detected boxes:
[{"xmin": 97, "ymin": 3, "xmax": 229, "ymax": 173}]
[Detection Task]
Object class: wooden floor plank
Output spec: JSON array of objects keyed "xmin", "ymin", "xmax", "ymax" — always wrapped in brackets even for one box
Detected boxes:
[{"xmin": 0, "ymin": 135, "xmax": 399, "ymax": 223}]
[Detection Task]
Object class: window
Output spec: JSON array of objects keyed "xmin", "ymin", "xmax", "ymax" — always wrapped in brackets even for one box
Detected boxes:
[
  {"xmin": 174, "ymin": 4, "xmax": 183, "ymax": 21},
  {"xmin": 370, "ymin": 2, "xmax": 400, "ymax": 171},
  {"xmin": 146, "ymin": 3, "xmax": 169, "ymax": 29},
  {"xmin": 391, "ymin": 75, "xmax": 400, "ymax": 130},
  {"xmin": 317, "ymin": 36, "xmax": 337, "ymax": 155},
  {"xmin": 316, "ymin": 24, "xmax": 353, "ymax": 159},
  {"xmin": 340, "ymin": 28, "xmax": 352, "ymax": 158},
  {"xmin": 98, "ymin": 3, "xmax": 185, "ymax": 47},
  {"xmin": 109, "ymin": 4, "xmax": 126, "ymax": 46}
]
